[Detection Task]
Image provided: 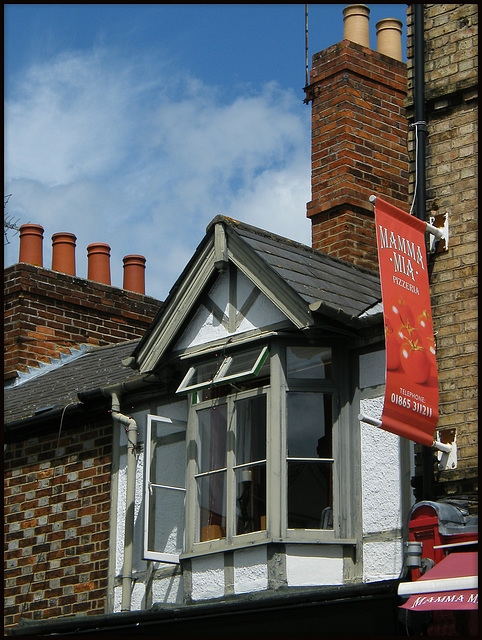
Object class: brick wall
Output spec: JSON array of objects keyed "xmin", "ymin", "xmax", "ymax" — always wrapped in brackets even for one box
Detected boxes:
[
  {"xmin": 406, "ymin": 4, "xmax": 478, "ymax": 508},
  {"xmin": 4, "ymin": 421, "xmax": 112, "ymax": 628},
  {"xmin": 305, "ymin": 39, "xmax": 409, "ymax": 271},
  {"xmin": 4, "ymin": 263, "xmax": 162, "ymax": 382}
]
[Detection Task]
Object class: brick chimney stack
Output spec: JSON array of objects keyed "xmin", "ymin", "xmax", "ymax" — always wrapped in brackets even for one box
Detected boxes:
[{"xmin": 305, "ymin": 4, "xmax": 408, "ymax": 272}]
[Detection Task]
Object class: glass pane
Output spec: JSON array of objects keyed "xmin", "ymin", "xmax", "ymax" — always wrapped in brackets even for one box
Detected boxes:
[
  {"xmin": 178, "ymin": 360, "xmax": 219, "ymax": 392},
  {"xmin": 220, "ymin": 346, "xmax": 268, "ymax": 380},
  {"xmin": 287, "ymin": 392, "xmax": 332, "ymax": 459},
  {"xmin": 287, "ymin": 461, "xmax": 332, "ymax": 529},
  {"xmin": 147, "ymin": 486, "xmax": 185, "ymax": 555},
  {"xmin": 197, "ymin": 404, "xmax": 227, "ymax": 473},
  {"xmin": 287, "ymin": 346, "xmax": 332, "ymax": 379},
  {"xmin": 197, "ymin": 472, "xmax": 226, "ymax": 542},
  {"xmin": 235, "ymin": 394, "xmax": 266, "ymax": 465},
  {"xmin": 150, "ymin": 420, "xmax": 186, "ymax": 488},
  {"xmin": 236, "ymin": 463, "xmax": 266, "ymax": 535}
]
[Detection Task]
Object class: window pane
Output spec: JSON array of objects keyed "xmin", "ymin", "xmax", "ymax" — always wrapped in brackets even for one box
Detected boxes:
[
  {"xmin": 287, "ymin": 392, "xmax": 333, "ymax": 530},
  {"xmin": 197, "ymin": 472, "xmax": 226, "ymax": 542},
  {"xmin": 235, "ymin": 394, "xmax": 266, "ymax": 465},
  {"xmin": 220, "ymin": 346, "xmax": 268, "ymax": 380},
  {"xmin": 198, "ymin": 404, "xmax": 227, "ymax": 473},
  {"xmin": 287, "ymin": 461, "xmax": 332, "ymax": 529},
  {"xmin": 287, "ymin": 346, "xmax": 332, "ymax": 379},
  {"xmin": 287, "ymin": 392, "xmax": 332, "ymax": 459},
  {"xmin": 147, "ymin": 486, "xmax": 185, "ymax": 555},
  {"xmin": 177, "ymin": 361, "xmax": 218, "ymax": 393},
  {"xmin": 150, "ymin": 420, "xmax": 186, "ymax": 488},
  {"xmin": 236, "ymin": 463, "xmax": 266, "ymax": 535}
]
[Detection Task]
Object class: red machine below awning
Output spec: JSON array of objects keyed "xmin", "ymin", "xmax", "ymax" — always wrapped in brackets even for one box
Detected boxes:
[{"xmin": 399, "ymin": 552, "xmax": 478, "ymax": 611}]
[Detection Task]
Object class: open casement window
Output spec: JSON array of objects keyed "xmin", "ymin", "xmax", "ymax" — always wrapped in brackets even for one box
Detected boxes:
[
  {"xmin": 177, "ymin": 345, "xmax": 269, "ymax": 396},
  {"xmin": 194, "ymin": 391, "xmax": 267, "ymax": 543},
  {"xmin": 144, "ymin": 415, "xmax": 187, "ymax": 563}
]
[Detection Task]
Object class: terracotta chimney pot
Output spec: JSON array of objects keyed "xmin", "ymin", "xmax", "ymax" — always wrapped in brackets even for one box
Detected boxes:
[
  {"xmin": 343, "ymin": 4, "xmax": 370, "ymax": 49},
  {"xmin": 52, "ymin": 232, "xmax": 76, "ymax": 276},
  {"xmin": 376, "ymin": 18, "xmax": 403, "ymax": 61},
  {"xmin": 123, "ymin": 255, "xmax": 146, "ymax": 294},
  {"xmin": 18, "ymin": 223, "xmax": 44, "ymax": 267},
  {"xmin": 87, "ymin": 242, "xmax": 111, "ymax": 285}
]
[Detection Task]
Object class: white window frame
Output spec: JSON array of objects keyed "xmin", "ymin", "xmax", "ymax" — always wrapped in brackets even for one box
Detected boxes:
[
  {"xmin": 144, "ymin": 414, "xmax": 187, "ymax": 563},
  {"xmin": 191, "ymin": 387, "xmax": 269, "ymax": 545},
  {"xmin": 176, "ymin": 345, "xmax": 269, "ymax": 395}
]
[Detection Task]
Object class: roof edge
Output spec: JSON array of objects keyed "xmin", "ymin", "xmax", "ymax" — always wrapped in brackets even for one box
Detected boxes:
[{"xmin": 207, "ymin": 216, "xmax": 381, "ymax": 279}]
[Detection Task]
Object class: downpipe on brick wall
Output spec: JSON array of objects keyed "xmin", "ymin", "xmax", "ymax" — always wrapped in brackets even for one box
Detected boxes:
[
  {"xmin": 413, "ymin": 4, "xmax": 435, "ymax": 501},
  {"xmin": 110, "ymin": 388, "xmax": 138, "ymax": 612}
]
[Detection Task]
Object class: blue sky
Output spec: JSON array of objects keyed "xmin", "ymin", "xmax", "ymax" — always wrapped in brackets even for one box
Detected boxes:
[{"xmin": 4, "ymin": 4, "xmax": 407, "ymax": 300}]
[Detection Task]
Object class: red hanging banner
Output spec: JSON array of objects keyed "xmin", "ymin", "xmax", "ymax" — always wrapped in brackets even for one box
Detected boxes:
[{"xmin": 374, "ymin": 197, "xmax": 439, "ymax": 446}]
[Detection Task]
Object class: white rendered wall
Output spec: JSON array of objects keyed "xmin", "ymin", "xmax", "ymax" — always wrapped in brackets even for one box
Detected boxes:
[
  {"xmin": 191, "ymin": 553, "xmax": 225, "ymax": 601},
  {"xmin": 113, "ymin": 402, "xmax": 187, "ymax": 612},
  {"xmin": 286, "ymin": 544, "xmax": 344, "ymax": 587},
  {"xmin": 175, "ymin": 269, "xmax": 286, "ymax": 350},
  {"xmin": 234, "ymin": 546, "xmax": 268, "ymax": 594},
  {"xmin": 359, "ymin": 350, "xmax": 404, "ymax": 583}
]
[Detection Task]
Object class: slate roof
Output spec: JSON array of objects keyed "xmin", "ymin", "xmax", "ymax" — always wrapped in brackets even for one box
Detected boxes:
[
  {"xmin": 4, "ymin": 341, "xmax": 141, "ymax": 424},
  {"xmin": 130, "ymin": 216, "xmax": 383, "ymax": 374},
  {"xmin": 227, "ymin": 217, "xmax": 381, "ymax": 319}
]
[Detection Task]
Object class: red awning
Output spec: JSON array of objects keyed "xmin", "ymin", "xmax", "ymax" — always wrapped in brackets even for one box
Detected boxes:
[{"xmin": 398, "ymin": 552, "xmax": 478, "ymax": 611}]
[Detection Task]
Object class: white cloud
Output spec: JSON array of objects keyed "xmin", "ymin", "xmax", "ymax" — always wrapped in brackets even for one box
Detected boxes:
[{"xmin": 5, "ymin": 48, "xmax": 312, "ymax": 299}]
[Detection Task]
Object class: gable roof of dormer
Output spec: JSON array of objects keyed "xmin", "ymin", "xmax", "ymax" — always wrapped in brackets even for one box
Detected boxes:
[{"xmin": 128, "ymin": 216, "xmax": 382, "ymax": 375}]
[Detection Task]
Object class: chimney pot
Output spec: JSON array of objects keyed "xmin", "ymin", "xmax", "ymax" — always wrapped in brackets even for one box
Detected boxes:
[
  {"xmin": 19, "ymin": 223, "xmax": 44, "ymax": 267},
  {"xmin": 52, "ymin": 232, "xmax": 76, "ymax": 275},
  {"xmin": 376, "ymin": 18, "xmax": 403, "ymax": 61},
  {"xmin": 87, "ymin": 243, "xmax": 111, "ymax": 285},
  {"xmin": 123, "ymin": 255, "xmax": 146, "ymax": 294},
  {"xmin": 343, "ymin": 4, "xmax": 370, "ymax": 48}
]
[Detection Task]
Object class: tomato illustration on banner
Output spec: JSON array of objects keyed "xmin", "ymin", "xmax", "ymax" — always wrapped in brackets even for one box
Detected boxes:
[{"xmin": 374, "ymin": 197, "xmax": 439, "ymax": 446}]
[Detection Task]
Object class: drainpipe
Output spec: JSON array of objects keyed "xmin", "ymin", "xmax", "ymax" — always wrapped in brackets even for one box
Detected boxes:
[
  {"xmin": 110, "ymin": 388, "xmax": 138, "ymax": 611},
  {"xmin": 413, "ymin": 4, "xmax": 434, "ymax": 501},
  {"xmin": 413, "ymin": 3, "xmax": 427, "ymax": 223}
]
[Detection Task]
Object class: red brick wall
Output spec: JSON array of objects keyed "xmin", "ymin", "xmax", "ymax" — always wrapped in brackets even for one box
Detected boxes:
[
  {"xmin": 305, "ymin": 40, "xmax": 409, "ymax": 270},
  {"xmin": 4, "ymin": 422, "xmax": 112, "ymax": 628},
  {"xmin": 4, "ymin": 263, "xmax": 162, "ymax": 381}
]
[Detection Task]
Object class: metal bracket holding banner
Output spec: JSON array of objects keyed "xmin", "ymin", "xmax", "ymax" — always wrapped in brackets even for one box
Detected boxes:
[
  {"xmin": 428, "ymin": 213, "xmax": 449, "ymax": 254},
  {"xmin": 369, "ymin": 195, "xmax": 448, "ymax": 253},
  {"xmin": 435, "ymin": 428, "xmax": 457, "ymax": 470},
  {"xmin": 358, "ymin": 413, "xmax": 455, "ymax": 470}
]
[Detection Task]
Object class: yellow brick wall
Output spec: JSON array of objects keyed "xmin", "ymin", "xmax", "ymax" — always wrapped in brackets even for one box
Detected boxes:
[{"xmin": 406, "ymin": 4, "xmax": 478, "ymax": 509}]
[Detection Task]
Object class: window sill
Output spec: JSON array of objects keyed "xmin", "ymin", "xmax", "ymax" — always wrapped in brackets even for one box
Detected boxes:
[{"xmin": 180, "ymin": 533, "xmax": 358, "ymax": 560}]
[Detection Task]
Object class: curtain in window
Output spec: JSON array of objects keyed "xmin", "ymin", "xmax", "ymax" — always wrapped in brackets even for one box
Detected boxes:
[
  {"xmin": 197, "ymin": 405, "xmax": 227, "ymax": 541},
  {"xmin": 235, "ymin": 395, "xmax": 267, "ymax": 534}
]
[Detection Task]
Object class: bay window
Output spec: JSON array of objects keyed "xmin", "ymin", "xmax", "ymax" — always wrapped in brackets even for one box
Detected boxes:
[{"xmin": 151, "ymin": 340, "xmax": 345, "ymax": 559}]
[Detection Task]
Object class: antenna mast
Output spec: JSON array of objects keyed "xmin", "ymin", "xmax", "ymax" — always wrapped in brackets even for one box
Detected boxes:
[
  {"xmin": 305, "ymin": 4, "xmax": 309, "ymax": 87},
  {"xmin": 4, "ymin": 194, "xmax": 21, "ymax": 245}
]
